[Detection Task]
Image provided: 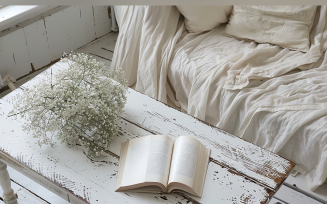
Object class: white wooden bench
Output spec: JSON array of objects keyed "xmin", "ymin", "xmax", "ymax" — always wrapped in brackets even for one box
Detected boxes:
[{"xmin": 0, "ymin": 60, "xmax": 295, "ymax": 204}]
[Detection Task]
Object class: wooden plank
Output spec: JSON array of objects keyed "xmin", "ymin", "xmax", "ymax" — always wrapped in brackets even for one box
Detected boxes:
[
  {"xmin": 24, "ymin": 19, "xmax": 52, "ymax": 70},
  {"xmin": 274, "ymin": 185, "xmax": 323, "ymax": 204},
  {"xmin": 93, "ymin": 6, "xmax": 111, "ymax": 38},
  {"xmin": 44, "ymin": 9, "xmax": 69, "ymax": 61},
  {"xmin": 284, "ymin": 174, "xmax": 327, "ymax": 203},
  {"xmin": 100, "ymin": 32, "xmax": 118, "ymax": 51},
  {"xmin": 0, "ymin": 108, "xmax": 271, "ymax": 204},
  {"xmin": 63, "ymin": 6, "xmax": 85, "ymax": 52},
  {"xmin": 0, "ymin": 100, "xmax": 192, "ymax": 204},
  {"xmin": 75, "ymin": 33, "xmax": 117, "ymax": 70},
  {"xmin": 0, "ymin": 5, "xmax": 112, "ymax": 88},
  {"xmin": 0, "ymin": 180, "xmax": 50, "ymax": 204},
  {"xmin": 3, "ymin": 165, "xmax": 70, "ymax": 204},
  {"xmin": 90, "ymin": 47, "xmax": 113, "ymax": 61},
  {"xmin": 79, "ymin": 6, "xmax": 96, "ymax": 46},
  {"xmin": 269, "ymin": 198, "xmax": 287, "ymax": 204},
  {"xmin": 76, "ymin": 32, "xmax": 117, "ymax": 55},
  {"xmin": 0, "ymin": 36, "xmax": 6, "ymax": 81},
  {"xmin": 0, "ymin": 28, "xmax": 31, "ymax": 79},
  {"xmin": 120, "ymin": 87, "xmax": 295, "ymax": 191},
  {"xmin": 0, "ymin": 61, "xmax": 279, "ymax": 203}
]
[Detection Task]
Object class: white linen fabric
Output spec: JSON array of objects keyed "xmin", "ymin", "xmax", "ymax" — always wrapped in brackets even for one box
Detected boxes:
[
  {"xmin": 114, "ymin": 6, "xmax": 123, "ymax": 29},
  {"xmin": 111, "ymin": 5, "xmax": 327, "ymax": 190},
  {"xmin": 111, "ymin": 6, "xmax": 145, "ymax": 87},
  {"xmin": 168, "ymin": 24, "xmax": 327, "ymax": 191},
  {"xmin": 176, "ymin": 6, "xmax": 233, "ymax": 33},
  {"xmin": 225, "ymin": 6, "xmax": 317, "ymax": 52},
  {"xmin": 110, "ymin": 5, "xmax": 119, "ymax": 32},
  {"xmin": 223, "ymin": 6, "xmax": 327, "ymax": 90},
  {"xmin": 111, "ymin": 6, "xmax": 183, "ymax": 105}
]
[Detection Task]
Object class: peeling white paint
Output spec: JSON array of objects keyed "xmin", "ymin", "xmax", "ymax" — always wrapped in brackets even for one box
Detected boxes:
[
  {"xmin": 121, "ymin": 86, "xmax": 294, "ymax": 190},
  {"xmin": 0, "ymin": 61, "xmax": 294, "ymax": 203}
]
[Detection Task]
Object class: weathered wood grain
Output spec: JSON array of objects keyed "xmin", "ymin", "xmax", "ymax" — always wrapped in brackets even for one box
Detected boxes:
[
  {"xmin": 24, "ymin": 19, "xmax": 52, "ymax": 70},
  {"xmin": 0, "ymin": 28, "xmax": 31, "ymax": 79},
  {"xmin": 269, "ymin": 198, "xmax": 287, "ymax": 204},
  {"xmin": 120, "ymin": 87, "xmax": 295, "ymax": 191},
  {"xmin": 0, "ymin": 61, "xmax": 294, "ymax": 204},
  {"xmin": 284, "ymin": 173, "xmax": 327, "ymax": 203},
  {"xmin": 273, "ymin": 185, "xmax": 323, "ymax": 204},
  {"xmin": 44, "ymin": 10, "xmax": 70, "ymax": 61},
  {"xmin": 0, "ymin": 178, "xmax": 50, "ymax": 204},
  {"xmin": 93, "ymin": 6, "xmax": 112, "ymax": 38},
  {"xmin": 0, "ymin": 6, "xmax": 112, "ymax": 86},
  {"xmin": 79, "ymin": 6, "xmax": 97, "ymax": 47},
  {"xmin": 76, "ymin": 32, "xmax": 117, "ymax": 70}
]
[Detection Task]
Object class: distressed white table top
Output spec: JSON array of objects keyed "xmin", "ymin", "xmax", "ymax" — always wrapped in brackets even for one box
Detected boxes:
[{"xmin": 0, "ymin": 61, "xmax": 295, "ymax": 204}]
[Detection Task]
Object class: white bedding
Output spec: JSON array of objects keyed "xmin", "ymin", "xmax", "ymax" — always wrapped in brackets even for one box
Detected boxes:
[
  {"xmin": 169, "ymin": 24, "xmax": 327, "ymax": 191},
  {"xmin": 111, "ymin": 6, "xmax": 327, "ymax": 191}
]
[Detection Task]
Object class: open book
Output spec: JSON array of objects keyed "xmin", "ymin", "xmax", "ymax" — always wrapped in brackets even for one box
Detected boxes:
[{"xmin": 115, "ymin": 135, "xmax": 211, "ymax": 197}]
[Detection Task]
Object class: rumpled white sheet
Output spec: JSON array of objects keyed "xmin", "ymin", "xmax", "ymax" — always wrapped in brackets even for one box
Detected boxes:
[
  {"xmin": 111, "ymin": 6, "xmax": 183, "ymax": 105},
  {"xmin": 223, "ymin": 6, "xmax": 327, "ymax": 90},
  {"xmin": 168, "ymin": 24, "xmax": 327, "ymax": 191},
  {"xmin": 111, "ymin": 5, "xmax": 327, "ymax": 191}
]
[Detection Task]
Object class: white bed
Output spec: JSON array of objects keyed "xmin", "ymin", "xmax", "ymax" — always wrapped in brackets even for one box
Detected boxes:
[
  {"xmin": 111, "ymin": 5, "xmax": 327, "ymax": 191},
  {"xmin": 168, "ymin": 24, "xmax": 327, "ymax": 191}
]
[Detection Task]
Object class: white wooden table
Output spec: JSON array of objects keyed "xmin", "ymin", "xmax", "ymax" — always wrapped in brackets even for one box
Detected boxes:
[{"xmin": 0, "ymin": 61, "xmax": 295, "ymax": 204}]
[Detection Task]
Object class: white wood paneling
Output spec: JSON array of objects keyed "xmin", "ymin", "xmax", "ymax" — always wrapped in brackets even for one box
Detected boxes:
[
  {"xmin": 24, "ymin": 19, "xmax": 52, "ymax": 70},
  {"xmin": 79, "ymin": 6, "xmax": 96, "ymax": 45},
  {"xmin": 63, "ymin": 6, "xmax": 85, "ymax": 52},
  {"xmin": 285, "ymin": 173, "xmax": 327, "ymax": 203},
  {"xmin": 93, "ymin": 6, "xmax": 111, "ymax": 38},
  {"xmin": 274, "ymin": 185, "xmax": 323, "ymax": 204},
  {"xmin": 269, "ymin": 198, "xmax": 287, "ymax": 204},
  {"xmin": 0, "ymin": 38, "xmax": 6, "ymax": 80},
  {"xmin": 0, "ymin": 6, "xmax": 111, "ymax": 83},
  {"xmin": 0, "ymin": 28, "xmax": 31, "ymax": 79},
  {"xmin": 44, "ymin": 10, "xmax": 69, "ymax": 61}
]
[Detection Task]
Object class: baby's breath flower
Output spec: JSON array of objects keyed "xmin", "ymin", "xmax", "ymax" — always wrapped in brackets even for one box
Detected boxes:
[{"xmin": 9, "ymin": 52, "xmax": 128, "ymax": 158}]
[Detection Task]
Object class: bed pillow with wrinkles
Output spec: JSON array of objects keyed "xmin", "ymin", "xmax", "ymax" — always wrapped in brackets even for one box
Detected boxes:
[
  {"xmin": 224, "ymin": 6, "xmax": 317, "ymax": 52},
  {"xmin": 177, "ymin": 6, "xmax": 233, "ymax": 33}
]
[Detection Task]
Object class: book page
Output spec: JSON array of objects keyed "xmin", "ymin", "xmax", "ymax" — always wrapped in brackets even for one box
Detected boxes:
[
  {"xmin": 121, "ymin": 136, "xmax": 151, "ymax": 187},
  {"xmin": 145, "ymin": 135, "xmax": 174, "ymax": 187},
  {"xmin": 120, "ymin": 135, "xmax": 174, "ymax": 188},
  {"xmin": 168, "ymin": 136, "xmax": 200, "ymax": 187},
  {"xmin": 168, "ymin": 136, "xmax": 210, "ymax": 197}
]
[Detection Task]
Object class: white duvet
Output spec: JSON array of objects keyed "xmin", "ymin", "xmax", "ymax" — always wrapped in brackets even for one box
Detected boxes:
[
  {"xmin": 111, "ymin": 6, "xmax": 327, "ymax": 191},
  {"xmin": 169, "ymin": 29, "xmax": 327, "ymax": 190}
]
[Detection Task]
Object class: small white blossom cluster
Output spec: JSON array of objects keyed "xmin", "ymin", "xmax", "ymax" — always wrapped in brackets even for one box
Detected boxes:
[{"xmin": 10, "ymin": 52, "xmax": 128, "ymax": 158}]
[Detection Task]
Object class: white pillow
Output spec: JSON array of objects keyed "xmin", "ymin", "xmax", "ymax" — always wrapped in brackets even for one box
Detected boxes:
[
  {"xmin": 177, "ymin": 6, "xmax": 233, "ymax": 33},
  {"xmin": 224, "ymin": 6, "xmax": 317, "ymax": 52}
]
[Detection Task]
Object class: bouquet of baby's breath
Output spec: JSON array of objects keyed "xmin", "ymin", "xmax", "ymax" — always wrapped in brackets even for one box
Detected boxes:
[{"xmin": 9, "ymin": 52, "xmax": 128, "ymax": 158}]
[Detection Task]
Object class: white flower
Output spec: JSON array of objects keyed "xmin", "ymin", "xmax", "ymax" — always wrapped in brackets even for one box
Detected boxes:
[{"xmin": 10, "ymin": 52, "xmax": 128, "ymax": 158}]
